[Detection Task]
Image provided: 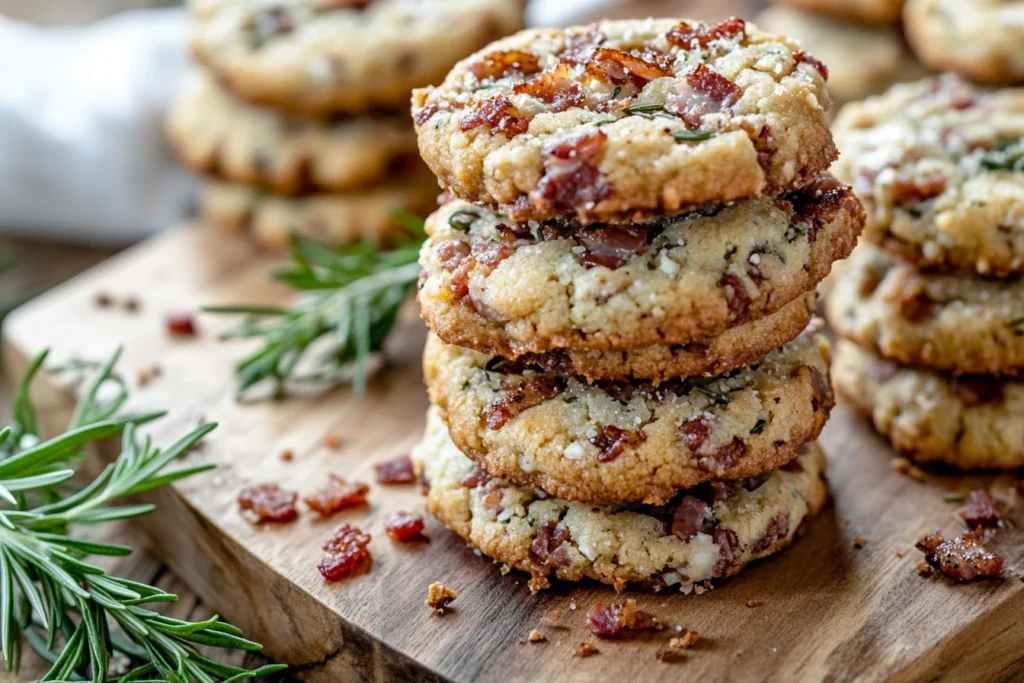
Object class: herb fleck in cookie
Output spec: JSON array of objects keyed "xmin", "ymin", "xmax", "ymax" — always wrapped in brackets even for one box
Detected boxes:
[
  {"xmin": 412, "ymin": 407, "xmax": 828, "ymax": 592},
  {"xmin": 833, "ymin": 74, "xmax": 1024, "ymax": 277},
  {"xmin": 904, "ymin": 0, "xmax": 1024, "ymax": 85},
  {"xmin": 190, "ymin": 0, "xmax": 525, "ymax": 116},
  {"xmin": 413, "ymin": 18, "xmax": 835, "ymax": 223},
  {"xmin": 199, "ymin": 170, "xmax": 438, "ymax": 250},
  {"xmin": 167, "ymin": 72, "xmax": 419, "ymax": 194},
  {"xmin": 833, "ymin": 340, "xmax": 1024, "ymax": 469},
  {"xmin": 772, "ymin": 0, "xmax": 905, "ymax": 25},
  {"xmin": 827, "ymin": 244, "xmax": 1024, "ymax": 376},
  {"xmin": 419, "ymin": 177, "xmax": 861, "ymax": 356},
  {"xmin": 423, "ymin": 329, "xmax": 833, "ymax": 505}
]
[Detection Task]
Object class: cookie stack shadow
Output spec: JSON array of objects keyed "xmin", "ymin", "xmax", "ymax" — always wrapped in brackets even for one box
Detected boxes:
[
  {"xmin": 409, "ymin": 18, "xmax": 865, "ymax": 592},
  {"xmin": 827, "ymin": 74, "xmax": 1024, "ymax": 470},
  {"xmin": 166, "ymin": 1, "xmax": 524, "ymax": 250}
]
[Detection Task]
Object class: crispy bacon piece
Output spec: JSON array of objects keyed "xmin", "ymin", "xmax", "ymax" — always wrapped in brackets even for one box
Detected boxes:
[
  {"xmin": 530, "ymin": 523, "xmax": 573, "ymax": 567},
  {"xmin": 434, "ymin": 240, "xmax": 470, "ymax": 271},
  {"xmin": 460, "ymin": 464, "xmax": 493, "ymax": 489},
  {"xmin": 483, "ymin": 376, "xmax": 567, "ymax": 429},
  {"xmin": 671, "ymin": 496, "xmax": 712, "ymax": 541},
  {"xmin": 794, "ymin": 50, "xmax": 828, "ymax": 80},
  {"xmin": 721, "ymin": 273, "xmax": 753, "ymax": 316},
  {"xmin": 469, "ymin": 50, "xmax": 541, "ymax": 81},
  {"xmin": 587, "ymin": 600, "xmax": 662, "ymax": 639},
  {"xmin": 679, "ymin": 415, "xmax": 713, "ymax": 453},
  {"xmin": 318, "ymin": 524, "xmax": 372, "ymax": 581},
  {"xmin": 779, "ymin": 176, "xmax": 860, "ymax": 241},
  {"xmin": 713, "ymin": 528, "xmax": 740, "ymax": 577},
  {"xmin": 304, "ymin": 475, "xmax": 369, "ymax": 516},
  {"xmin": 585, "ymin": 47, "xmax": 672, "ymax": 89},
  {"xmin": 960, "ymin": 490, "xmax": 1000, "ymax": 528},
  {"xmin": 414, "ymin": 104, "xmax": 439, "ymax": 126},
  {"xmin": 374, "ymin": 455, "xmax": 416, "ymax": 485},
  {"xmin": 536, "ymin": 131, "xmax": 610, "ymax": 212},
  {"xmin": 166, "ymin": 313, "xmax": 197, "ymax": 336},
  {"xmin": 577, "ymin": 225, "xmax": 648, "ymax": 269},
  {"xmin": 950, "ymin": 377, "xmax": 1006, "ymax": 407},
  {"xmin": 514, "ymin": 63, "xmax": 586, "ymax": 112},
  {"xmin": 666, "ymin": 17, "xmax": 746, "ymax": 50},
  {"xmin": 750, "ymin": 514, "xmax": 789, "ymax": 553},
  {"xmin": 384, "ymin": 511, "xmax": 427, "ymax": 542},
  {"xmin": 809, "ymin": 367, "xmax": 830, "ymax": 412},
  {"xmin": 696, "ymin": 437, "xmax": 747, "ymax": 475},
  {"xmin": 881, "ymin": 272, "xmax": 934, "ymax": 323},
  {"xmin": 590, "ymin": 425, "xmax": 647, "ymax": 462},
  {"xmin": 891, "ymin": 175, "xmax": 947, "ymax": 206},
  {"xmin": 460, "ymin": 96, "xmax": 529, "ymax": 137},
  {"xmin": 916, "ymin": 529, "xmax": 1003, "ymax": 582},
  {"xmin": 237, "ymin": 483, "xmax": 298, "ymax": 523},
  {"xmin": 472, "ymin": 240, "xmax": 514, "ymax": 269},
  {"xmin": 665, "ymin": 64, "xmax": 740, "ymax": 129}
]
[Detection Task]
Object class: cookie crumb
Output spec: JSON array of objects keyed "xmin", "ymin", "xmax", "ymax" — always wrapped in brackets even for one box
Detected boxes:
[
  {"xmin": 917, "ymin": 561, "xmax": 933, "ymax": 577},
  {"xmin": 527, "ymin": 630, "xmax": 546, "ymax": 643},
  {"xmin": 324, "ymin": 433, "xmax": 343, "ymax": 449},
  {"xmin": 745, "ymin": 599, "xmax": 761, "ymax": 608},
  {"xmin": 675, "ymin": 631, "xmax": 700, "ymax": 649},
  {"xmin": 499, "ymin": 564, "xmax": 511, "ymax": 575},
  {"xmin": 281, "ymin": 449, "xmax": 295, "ymax": 462},
  {"xmin": 426, "ymin": 582, "xmax": 457, "ymax": 615},
  {"xmin": 574, "ymin": 641, "xmax": 599, "ymax": 658},
  {"xmin": 895, "ymin": 550, "xmax": 904, "ymax": 558},
  {"xmin": 94, "ymin": 292, "xmax": 114, "ymax": 308},
  {"xmin": 852, "ymin": 536, "xmax": 867, "ymax": 549},
  {"xmin": 892, "ymin": 457, "xmax": 925, "ymax": 481},
  {"xmin": 694, "ymin": 584, "xmax": 707, "ymax": 595},
  {"xmin": 731, "ymin": 651, "xmax": 742, "ymax": 661},
  {"xmin": 136, "ymin": 367, "xmax": 153, "ymax": 387}
]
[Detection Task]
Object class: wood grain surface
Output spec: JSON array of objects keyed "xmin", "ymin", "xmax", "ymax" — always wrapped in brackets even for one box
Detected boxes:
[{"xmin": 4, "ymin": 224, "xmax": 1023, "ymax": 683}]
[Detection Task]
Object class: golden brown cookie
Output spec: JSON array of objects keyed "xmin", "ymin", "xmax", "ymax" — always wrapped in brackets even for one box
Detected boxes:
[{"xmin": 772, "ymin": 0, "xmax": 905, "ymax": 25}]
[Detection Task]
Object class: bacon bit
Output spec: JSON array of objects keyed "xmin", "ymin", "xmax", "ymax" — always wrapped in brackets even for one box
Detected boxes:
[
  {"xmin": 426, "ymin": 582, "xmax": 457, "ymax": 615},
  {"xmin": 746, "ymin": 599, "xmax": 761, "ymax": 608},
  {"xmin": 721, "ymin": 273, "xmax": 753, "ymax": 317},
  {"xmin": 679, "ymin": 414, "xmax": 714, "ymax": 453},
  {"xmin": 460, "ymin": 96, "xmax": 529, "ymax": 137},
  {"xmin": 318, "ymin": 524, "xmax": 372, "ymax": 581},
  {"xmin": 124, "ymin": 296, "xmax": 141, "ymax": 313},
  {"xmin": 536, "ymin": 131, "xmax": 610, "ymax": 212},
  {"xmin": 530, "ymin": 523, "xmax": 573, "ymax": 567},
  {"xmin": 303, "ymin": 475, "xmax": 369, "ymax": 516},
  {"xmin": 280, "ymin": 448, "xmax": 295, "ymax": 462},
  {"xmin": 891, "ymin": 175, "xmax": 947, "ymax": 206},
  {"xmin": 527, "ymin": 630, "xmax": 546, "ymax": 643},
  {"xmin": 374, "ymin": 455, "xmax": 416, "ymax": 485},
  {"xmin": 384, "ymin": 511, "xmax": 427, "ymax": 542},
  {"xmin": 414, "ymin": 104, "xmax": 439, "ymax": 127},
  {"xmin": 852, "ymin": 536, "xmax": 867, "ymax": 549},
  {"xmin": 483, "ymin": 376, "xmax": 567, "ymax": 429},
  {"xmin": 666, "ymin": 17, "xmax": 746, "ymax": 50},
  {"xmin": 585, "ymin": 47, "xmax": 672, "ymax": 90},
  {"xmin": 665, "ymin": 63, "xmax": 740, "ymax": 129},
  {"xmin": 809, "ymin": 366, "xmax": 830, "ymax": 412},
  {"xmin": 237, "ymin": 483, "xmax": 298, "ymax": 524},
  {"xmin": 916, "ymin": 529, "xmax": 1003, "ymax": 582},
  {"xmin": 587, "ymin": 600, "xmax": 662, "ymax": 639},
  {"xmin": 751, "ymin": 515, "xmax": 789, "ymax": 553},
  {"xmin": 917, "ymin": 560, "xmax": 934, "ymax": 576},
  {"xmin": 472, "ymin": 240, "xmax": 514, "ymax": 269},
  {"xmin": 324, "ymin": 433, "xmax": 342, "ymax": 449},
  {"xmin": 468, "ymin": 50, "xmax": 541, "ymax": 81},
  {"xmin": 656, "ymin": 645, "xmax": 686, "ymax": 663},
  {"xmin": 515, "ymin": 68, "xmax": 585, "ymax": 112},
  {"xmin": 710, "ymin": 476, "xmax": 767, "ymax": 503},
  {"xmin": 671, "ymin": 496, "xmax": 711, "ymax": 541},
  {"xmin": 560, "ymin": 24, "xmax": 605, "ymax": 65},
  {"xmin": 595, "ymin": 379, "xmax": 636, "ymax": 404},
  {"xmin": 960, "ymin": 490, "xmax": 1000, "ymax": 528},
  {"xmin": 794, "ymin": 50, "xmax": 828, "ymax": 80},
  {"xmin": 950, "ymin": 377, "xmax": 1006, "ymax": 407},
  {"xmin": 578, "ymin": 225, "xmax": 649, "ymax": 269},
  {"xmin": 696, "ymin": 438, "xmax": 747, "ymax": 476},
  {"xmin": 883, "ymin": 274, "xmax": 934, "ymax": 323},
  {"xmin": 575, "ymin": 640, "xmax": 600, "ymax": 657},
  {"xmin": 713, "ymin": 528, "xmax": 739, "ymax": 577},
  {"xmin": 590, "ymin": 425, "xmax": 647, "ymax": 463},
  {"xmin": 94, "ymin": 292, "xmax": 114, "ymax": 308},
  {"xmin": 165, "ymin": 313, "xmax": 196, "ymax": 336},
  {"xmin": 460, "ymin": 464, "xmax": 493, "ymax": 489}
]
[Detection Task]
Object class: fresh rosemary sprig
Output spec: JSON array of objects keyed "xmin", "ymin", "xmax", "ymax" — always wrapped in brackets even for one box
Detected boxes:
[
  {"xmin": 0, "ymin": 349, "xmax": 285, "ymax": 681},
  {"xmin": 206, "ymin": 220, "xmax": 425, "ymax": 399}
]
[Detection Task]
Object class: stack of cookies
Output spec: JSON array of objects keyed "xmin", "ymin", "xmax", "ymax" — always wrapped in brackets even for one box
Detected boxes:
[
  {"xmin": 410, "ymin": 18, "xmax": 865, "ymax": 591},
  {"xmin": 167, "ymin": 0, "xmax": 524, "ymax": 250},
  {"xmin": 827, "ymin": 74, "xmax": 1024, "ymax": 469}
]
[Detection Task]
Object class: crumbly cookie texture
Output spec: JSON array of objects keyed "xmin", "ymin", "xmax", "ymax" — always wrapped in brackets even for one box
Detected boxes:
[
  {"xmin": 199, "ymin": 169, "xmax": 438, "ymax": 250},
  {"xmin": 412, "ymin": 17, "xmax": 835, "ymax": 223},
  {"xmin": 418, "ymin": 178, "xmax": 861, "ymax": 355},
  {"xmin": 827, "ymin": 243, "xmax": 1024, "ymax": 376},
  {"xmin": 833, "ymin": 340, "xmax": 1024, "ymax": 469},
  {"xmin": 423, "ymin": 330, "xmax": 833, "ymax": 505},
  {"xmin": 755, "ymin": 7, "xmax": 923, "ymax": 107},
  {"xmin": 772, "ymin": 0, "xmax": 905, "ymax": 25},
  {"xmin": 412, "ymin": 407, "xmax": 828, "ymax": 592},
  {"xmin": 189, "ymin": 0, "xmax": 524, "ymax": 116},
  {"xmin": 833, "ymin": 74, "xmax": 1024, "ymax": 277},
  {"xmin": 167, "ymin": 71, "xmax": 419, "ymax": 194},
  {"xmin": 904, "ymin": 0, "xmax": 1024, "ymax": 85}
]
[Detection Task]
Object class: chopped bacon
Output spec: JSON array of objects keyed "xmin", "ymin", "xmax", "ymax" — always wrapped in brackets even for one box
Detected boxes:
[
  {"xmin": 881, "ymin": 272, "xmax": 934, "ymax": 323},
  {"xmin": 514, "ymin": 64, "xmax": 586, "ymax": 112},
  {"xmin": 916, "ymin": 529, "xmax": 1003, "ymax": 582},
  {"xmin": 166, "ymin": 313, "xmax": 197, "ymax": 336},
  {"xmin": 585, "ymin": 47, "xmax": 672, "ymax": 90},
  {"xmin": 471, "ymin": 240, "xmax": 514, "ymax": 269},
  {"xmin": 960, "ymin": 490, "xmax": 1000, "ymax": 528},
  {"xmin": 679, "ymin": 415, "xmax": 713, "ymax": 453},
  {"xmin": 666, "ymin": 17, "xmax": 746, "ymax": 50},
  {"xmin": 318, "ymin": 524, "xmax": 372, "ymax": 581},
  {"xmin": 536, "ymin": 131, "xmax": 610, "ymax": 212},
  {"xmin": 750, "ymin": 514, "xmax": 789, "ymax": 553},
  {"xmin": 696, "ymin": 437, "xmax": 747, "ymax": 475},
  {"xmin": 460, "ymin": 464, "xmax": 493, "ymax": 489},
  {"xmin": 559, "ymin": 24, "xmax": 605, "ymax": 65},
  {"xmin": 721, "ymin": 273, "xmax": 753, "ymax": 316},
  {"xmin": 304, "ymin": 475, "xmax": 369, "ymax": 516},
  {"xmin": 950, "ymin": 377, "xmax": 1005, "ymax": 407},
  {"xmin": 384, "ymin": 511, "xmax": 427, "ymax": 542},
  {"xmin": 779, "ymin": 176, "xmax": 860, "ymax": 241},
  {"xmin": 468, "ymin": 50, "xmax": 541, "ymax": 81},
  {"xmin": 374, "ymin": 455, "xmax": 416, "ymax": 485},
  {"xmin": 530, "ymin": 523, "xmax": 573, "ymax": 567},
  {"xmin": 794, "ymin": 50, "xmax": 828, "ymax": 80},
  {"xmin": 414, "ymin": 105, "xmax": 439, "ymax": 126},
  {"xmin": 460, "ymin": 96, "xmax": 529, "ymax": 137},
  {"xmin": 313, "ymin": 0, "xmax": 373, "ymax": 9},
  {"xmin": 891, "ymin": 175, "xmax": 947, "ymax": 206},
  {"xmin": 713, "ymin": 528, "xmax": 739, "ymax": 577},
  {"xmin": 671, "ymin": 496, "xmax": 711, "ymax": 541},
  {"xmin": 237, "ymin": 483, "xmax": 298, "ymax": 523},
  {"xmin": 595, "ymin": 379, "xmax": 636, "ymax": 404},
  {"xmin": 665, "ymin": 64, "xmax": 740, "ymax": 129},
  {"xmin": 578, "ymin": 225, "xmax": 648, "ymax": 269},
  {"xmin": 590, "ymin": 425, "xmax": 647, "ymax": 463},
  {"xmin": 587, "ymin": 599, "xmax": 662, "ymax": 639},
  {"xmin": 484, "ymin": 376, "xmax": 566, "ymax": 429},
  {"xmin": 809, "ymin": 367, "xmax": 830, "ymax": 412},
  {"xmin": 434, "ymin": 240, "xmax": 470, "ymax": 271}
]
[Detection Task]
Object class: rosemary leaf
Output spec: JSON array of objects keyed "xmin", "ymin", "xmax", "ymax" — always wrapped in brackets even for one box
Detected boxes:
[{"xmin": 698, "ymin": 387, "xmax": 733, "ymax": 406}]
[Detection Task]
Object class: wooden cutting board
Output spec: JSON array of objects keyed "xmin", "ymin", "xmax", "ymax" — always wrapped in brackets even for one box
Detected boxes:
[{"xmin": 4, "ymin": 224, "xmax": 1023, "ymax": 682}]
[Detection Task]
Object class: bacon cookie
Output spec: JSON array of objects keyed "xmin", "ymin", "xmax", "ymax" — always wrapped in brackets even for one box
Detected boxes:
[{"xmin": 772, "ymin": 0, "xmax": 905, "ymax": 25}]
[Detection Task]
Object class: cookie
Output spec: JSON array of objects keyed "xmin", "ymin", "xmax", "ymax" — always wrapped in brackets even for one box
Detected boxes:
[
  {"xmin": 423, "ymin": 329, "xmax": 833, "ymax": 505},
  {"xmin": 756, "ymin": 7, "xmax": 923, "ymax": 107},
  {"xmin": 833, "ymin": 340, "xmax": 1024, "ymax": 469},
  {"xmin": 771, "ymin": 0, "xmax": 905, "ymax": 25},
  {"xmin": 199, "ymin": 169, "xmax": 438, "ymax": 249},
  {"xmin": 167, "ymin": 71, "xmax": 419, "ymax": 194},
  {"xmin": 904, "ymin": 0, "xmax": 1024, "ymax": 85},
  {"xmin": 832, "ymin": 74, "xmax": 1024, "ymax": 277},
  {"xmin": 413, "ymin": 407, "xmax": 828, "ymax": 592},
  {"xmin": 419, "ymin": 177, "xmax": 862, "ymax": 356},
  {"xmin": 827, "ymin": 243, "xmax": 1024, "ymax": 376},
  {"xmin": 412, "ymin": 18, "xmax": 836, "ymax": 223},
  {"xmin": 189, "ymin": 0, "xmax": 524, "ymax": 117}
]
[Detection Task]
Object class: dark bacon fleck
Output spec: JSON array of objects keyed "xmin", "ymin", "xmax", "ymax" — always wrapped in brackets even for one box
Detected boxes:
[
  {"xmin": 881, "ymin": 272, "xmax": 934, "ymax": 323},
  {"xmin": 950, "ymin": 377, "xmax": 1005, "ymax": 407},
  {"xmin": 530, "ymin": 523, "xmax": 573, "ymax": 567},
  {"xmin": 721, "ymin": 273, "xmax": 753, "ymax": 316},
  {"xmin": 587, "ymin": 600, "xmax": 662, "ymax": 639},
  {"xmin": 434, "ymin": 240, "xmax": 471, "ymax": 271},
  {"xmin": 671, "ymin": 496, "xmax": 712, "ymax": 541},
  {"xmin": 304, "ymin": 476, "xmax": 369, "ymax": 516},
  {"xmin": 916, "ymin": 529, "xmax": 1003, "ymax": 582},
  {"xmin": 578, "ymin": 225, "xmax": 649, "ymax": 269},
  {"xmin": 665, "ymin": 64, "xmax": 740, "ymax": 129},
  {"xmin": 471, "ymin": 240, "xmax": 514, "ymax": 269},
  {"xmin": 713, "ymin": 528, "xmax": 740, "ymax": 577},
  {"xmin": 483, "ymin": 376, "xmax": 567, "ymax": 429},
  {"xmin": 794, "ymin": 50, "xmax": 828, "ymax": 80},
  {"xmin": 166, "ymin": 313, "xmax": 197, "ymax": 336},
  {"xmin": 590, "ymin": 425, "xmax": 647, "ymax": 463},
  {"xmin": 960, "ymin": 490, "xmax": 1000, "ymax": 528},
  {"xmin": 460, "ymin": 96, "xmax": 529, "ymax": 137},
  {"xmin": 514, "ymin": 64, "xmax": 586, "ymax": 112},
  {"xmin": 595, "ymin": 379, "xmax": 636, "ymax": 404},
  {"xmin": 536, "ymin": 131, "xmax": 610, "ymax": 212},
  {"xmin": 696, "ymin": 437, "xmax": 747, "ymax": 475},
  {"xmin": 318, "ymin": 524, "xmax": 372, "ymax": 581},
  {"xmin": 374, "ymin": 455, "xmax": 416, "ymax": 485},
  {"xmin": 460, "ymin": 464, "xmax": 493, "ymax": 489},
  {"xmin": 384, "ymin": 511, "xmax": 427, "ymax": 542},
  {"xmin": 237, "ymin": 483, "xmax": 298, "ymax": 524},
  {"xmin": 468, "ymin": 50, "xmax": 541, "ymax": 81},
  {"xmin": 750, "ymin": 514, "xmax": 789, "ymax": 553},
  {"xmin": 809, "ymin": 367, "xmax": 830, "ymax": 412},
  {"xmin": 666, "ymin": 17, "xmax": 746, "ymax": 50},
  {"xmin": 891, "ymin": 175, "xmax": 947, "ymax": 207},
  {"xmin": 679, "ymin": 415, "xmax": 714, "ymax": 453}
]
